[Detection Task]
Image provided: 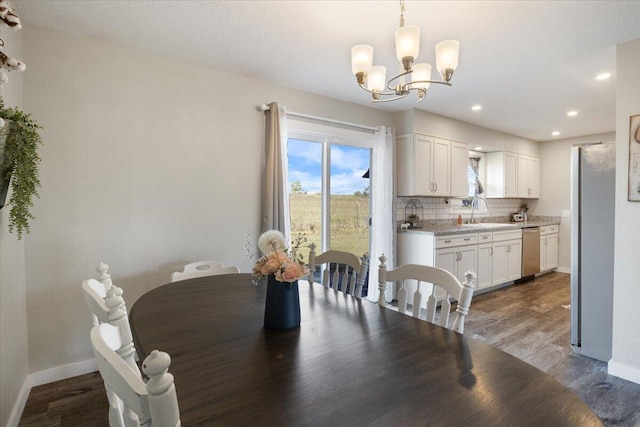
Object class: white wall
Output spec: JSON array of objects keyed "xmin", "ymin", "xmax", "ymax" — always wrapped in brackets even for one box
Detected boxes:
[
  {"xmin": 0, "ymin": 25, "xmax": 29, "ymax": 427},
  {"xmin": 536, "ymin": 132, "xmax": 615, "ymax": 271},
  {"xmin": 397, "ymin": 109, "xmax": 540, "ymax": 155},
  {"xmin": 22, "ymin": 25, "xmax": 393, "ymax": 373},
  {"xmin": 610, "ymin": 37, "xmax": 640, "ymax": 383}
]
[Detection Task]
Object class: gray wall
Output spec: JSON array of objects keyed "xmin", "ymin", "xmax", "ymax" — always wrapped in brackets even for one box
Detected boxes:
[
  {"xmin": 535, "ymin": 132, "xmax": 616, "ymax": 271},
  {"xmin": 6, "ymin": 24, "xmax": 638, "ymax": 410},
  {"xmin": 22, "ymin": 25, "xmax": 393, "ymax": 373},
  {"xmin": 0, "ymin": 25, "xmax": 29, "ymax": 427},
  {"xmin": 611, "ymin": 37, "xmax": 640, "ymax": 381},
  {"xmin": 396, "ymin": 109, "xmax": 540, "ymax": 155}
]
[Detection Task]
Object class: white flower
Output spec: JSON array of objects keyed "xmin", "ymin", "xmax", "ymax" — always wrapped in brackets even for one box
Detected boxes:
[{"xmin": 257, "ymin": 230, "xmax": 287, "ymax": 256}]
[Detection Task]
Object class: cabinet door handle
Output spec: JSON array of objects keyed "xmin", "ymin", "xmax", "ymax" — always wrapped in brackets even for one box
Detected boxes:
[
  {"xmin": 507, "ymin": 244, "xmax": 511, "ymax": 252},
  {"xmin": 434, "ymin": 182, "xmax": 438, "ymax": 192},
  {"xmin": 505, "ymin": 186, "xmax": 508, "ymax": 194},
  {"xmin": 490, "ymin": 247, "xmax": 493, "ymax": 255},
  {"xmin": 463, "ymin": 238, "xmax": 471, "ymax": 241},
  {"xmin": 444, "ymin": 240, "xmax": 452, "ymax": 243},
  {"xmin": 430, "ymin": 182, "xmax": 434, "ymax": 192}
]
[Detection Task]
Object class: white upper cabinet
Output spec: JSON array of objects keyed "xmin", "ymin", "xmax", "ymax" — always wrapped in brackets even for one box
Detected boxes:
[
  {"xmin": 517, "ymin": 154, "xmax": 540, "ymax": 198},
  {"xmin": 450, "ymin": 140, "xmax": 471, "ymax": 197},
  {"xmin": 397, "ymin": 133, "xmax": 469, "ymax": 197},
  {"xmin": 432, "ymin": 137, "xmax": 451, "ymax": 196},
  {"xmin": 485, "ymin": 151, "xmax": 518, "ymax": 198},
  {"xmin": 486, "ymin": 151, "xmax": 540, "ymax": 199}
]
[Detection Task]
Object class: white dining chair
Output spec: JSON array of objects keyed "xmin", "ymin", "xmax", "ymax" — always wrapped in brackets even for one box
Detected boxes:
[
  {"xmin": 91, "ymin": 322, "xmax": 181, "ymax": 427},
  {"xmin": 82, "ymin": 263, "xmax": 145, "ymax": 426},
  {"xmin": 170, "ymin": 260, "xmax": 240, "ymax": 282},
  {"xmin": 82, "ymin": 262, "xmax": 115, "ymax": 326},
  {"xmin": 377, "ymin": 254, "xmax": 476, "ymax": 334},
  {"xmin": 81, "ymin": 263, "xmax": 140, "ymax": 370},
  {"xmin": 308, "ymin": 243, "xmax": 370, "ymax": 298}
]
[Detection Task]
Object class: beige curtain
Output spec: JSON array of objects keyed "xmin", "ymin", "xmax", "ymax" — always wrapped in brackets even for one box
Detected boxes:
[{"xmin": 262, "ymin": 102, "xmax": 291, "ymax": 242}]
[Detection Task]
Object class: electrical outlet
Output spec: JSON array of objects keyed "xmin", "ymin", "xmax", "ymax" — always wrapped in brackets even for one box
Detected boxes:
[{"xmin": 562, "ymin": 210, "xmax": 571, "ymax": 218}]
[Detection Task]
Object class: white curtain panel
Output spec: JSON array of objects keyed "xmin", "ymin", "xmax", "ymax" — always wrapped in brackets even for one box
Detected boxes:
[
  {"xmin": 262, "ymin": 102, "xmax": 291, "ymax": 244},
  {"xmin": 368, "ymin": 126, "xmax": 395, "ymax": 303}
]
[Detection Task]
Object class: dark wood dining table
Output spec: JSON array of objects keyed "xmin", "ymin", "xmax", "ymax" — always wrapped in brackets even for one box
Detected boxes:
[{"xmin": 129, "ymin": 273, "xmax": 602, "ymax": 426}]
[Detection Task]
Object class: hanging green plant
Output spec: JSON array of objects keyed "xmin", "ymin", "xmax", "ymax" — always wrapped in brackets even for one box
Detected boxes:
[{"xmin": 0, "ymin": 96, "xmax": 43, "ymax": 239}]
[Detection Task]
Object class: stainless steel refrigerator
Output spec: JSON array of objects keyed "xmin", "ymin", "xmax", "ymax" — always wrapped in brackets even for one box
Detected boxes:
[{"xmin": 570, "ymin": 143, "xmax": 615, "ymax": 362}]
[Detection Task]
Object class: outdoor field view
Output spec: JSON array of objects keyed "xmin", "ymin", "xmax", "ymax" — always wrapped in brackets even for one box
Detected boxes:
[
  {"xmin": 288, "ymin": 138, "xmax": 370, "ymax": 262},
  {"xmin": 289, "ymin": 192, "xmax": 370, "ymax": 262}
]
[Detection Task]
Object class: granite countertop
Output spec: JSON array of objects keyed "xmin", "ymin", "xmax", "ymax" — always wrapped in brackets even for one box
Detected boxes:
[{"xmin": 399, "ymin": 216, "xmax": 561, "ymax": 236}]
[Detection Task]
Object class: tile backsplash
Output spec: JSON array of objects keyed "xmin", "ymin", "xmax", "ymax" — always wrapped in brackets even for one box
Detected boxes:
[{"xmin": 397, "ymin": 196, "xmax": 524, "ymax": 223}]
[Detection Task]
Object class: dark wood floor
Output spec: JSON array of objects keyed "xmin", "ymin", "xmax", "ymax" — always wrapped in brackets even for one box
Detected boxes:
[
  {"xmin": 19, "ymin": 273, "xmax": 640, "ymax": 426},
  {"xmin": 463, "ymin": 273, "xmax": 640, "ymax": 427}
]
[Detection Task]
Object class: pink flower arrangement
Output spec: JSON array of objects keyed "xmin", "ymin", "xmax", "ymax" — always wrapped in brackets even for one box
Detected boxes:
[{"xmin": 252, "ymin": 230, "xmax": 309, "ymax": 283}]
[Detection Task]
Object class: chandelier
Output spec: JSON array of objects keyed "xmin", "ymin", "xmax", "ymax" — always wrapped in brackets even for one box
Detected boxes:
[{"xmin": 350, "ymin": 0, "xmax": 459, "ymax": 103}]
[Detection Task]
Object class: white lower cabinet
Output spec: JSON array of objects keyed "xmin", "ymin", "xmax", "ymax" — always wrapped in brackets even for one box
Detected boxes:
[
  {"xmin": 435, "ymin": 244, "xmax": 478, "ymax": 285},
  {"xmin": 507, "ymin": 239, "xmax": 523, "ymax": 281},
  {"xmin": 477, "ymin": 243, "xmax": 493, "ymax": 290},
  {"xmin": 490, "ymin": 230, "xmax": 522, "ymax": 286},
  {"xmin": 397, "ymin": 229, "xmax": 523, "ymax": 296},
  {"xmin": 540, "ymin": 225, "xmax": 559, "ymax": 272}
]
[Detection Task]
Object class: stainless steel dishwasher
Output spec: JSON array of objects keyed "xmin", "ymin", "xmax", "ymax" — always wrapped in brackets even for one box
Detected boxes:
[{"xmin": 521, "ymin": 226, "xmax": 541, "ymax": 279}]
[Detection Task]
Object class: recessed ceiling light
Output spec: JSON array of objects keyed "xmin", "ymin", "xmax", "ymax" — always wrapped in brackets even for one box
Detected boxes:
[
  {"xmin": 567, "ymin": 110, "xmax": 578, "ymax": 117},
  {"xmin": 474, "ymin": 146, "xmax": 483, "ymax": 151},
  {"xmin": 552, "ymin": 131, "xmax": 560, "ymax": 136},
  {"xmin": 471, "ymin": 105, "xmax": 482, "ymax": 111},
  {"xmin": 596, "ymin": 72, "xmax": 611, "ymax": 80}
]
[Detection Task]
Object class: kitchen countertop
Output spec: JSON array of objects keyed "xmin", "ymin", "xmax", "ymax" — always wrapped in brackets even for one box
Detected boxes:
[{"xmin": 399, "ymin": 217, "xmax": 561, "ymax": 236}]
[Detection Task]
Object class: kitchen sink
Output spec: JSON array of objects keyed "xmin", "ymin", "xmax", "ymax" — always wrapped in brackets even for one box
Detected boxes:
[{"xmin": 462, "ymin": 223, "xmax": 516, "ymax": 228}]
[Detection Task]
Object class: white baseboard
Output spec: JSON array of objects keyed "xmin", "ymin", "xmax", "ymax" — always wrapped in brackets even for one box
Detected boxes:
[
  {"xmin": 6, "ymin": 377, "xmax": 31, "ymax": 427},
  {"xmin": 6, "ymin": 359, "xmax": 98, "ymax": 427},
  {"xmin": 608, "ymin": 360, "xmax": 640, "ymax": 384},
  {"xmin": 555, "ymin": 266, "xmax": 570, "ymax": 274},
  {"xmin": 29, "ymin": 358, "xmax": 97, "ymax": 387}
]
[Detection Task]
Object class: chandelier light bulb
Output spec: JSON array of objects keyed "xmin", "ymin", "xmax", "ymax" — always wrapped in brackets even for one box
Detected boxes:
[
  {"xmin": 351, "ymin": 44, "xmax": 374, "ymax": 75},
  {"xmin": 435, "ymin": 40, "xmax": 460, "ymax": 81},
  {"xmin": 411, "ymin": 63, "xmax": 431, "ymax": 90},
  {"xmin": 395, "ymin": 24, "xmax": 420, "ymax": 66},
  {"xmin": 367, "ymin": 65, "xmax": 387, "ymax": 92}
]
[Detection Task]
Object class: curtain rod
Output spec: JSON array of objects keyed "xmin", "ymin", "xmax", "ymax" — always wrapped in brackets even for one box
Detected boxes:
[{"xmin": 259, "ymin": 104, "xmax": 377, "ymax": 133}]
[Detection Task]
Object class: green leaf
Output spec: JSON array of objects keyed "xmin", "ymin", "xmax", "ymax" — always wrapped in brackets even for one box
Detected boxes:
[{"xmin": 0, "ymin": 96, "xmax": 43, "ymax": 239}]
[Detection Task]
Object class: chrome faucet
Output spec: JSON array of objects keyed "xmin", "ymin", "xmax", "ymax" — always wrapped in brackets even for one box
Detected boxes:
[{"xmin": 469, "ymin": 195, "xmax": 488, "ymax": 224}]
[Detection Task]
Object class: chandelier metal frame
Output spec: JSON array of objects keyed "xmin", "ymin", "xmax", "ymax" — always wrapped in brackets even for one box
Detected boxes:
[{"xmin": 351, "ymin": 0, "xmax": 459, "ymax": 103}]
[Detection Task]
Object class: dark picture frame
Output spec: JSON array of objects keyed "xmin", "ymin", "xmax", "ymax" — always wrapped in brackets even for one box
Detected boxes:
[{"xmin": 629, "ymin": 114, "xmax": 640, "ymax": 202}]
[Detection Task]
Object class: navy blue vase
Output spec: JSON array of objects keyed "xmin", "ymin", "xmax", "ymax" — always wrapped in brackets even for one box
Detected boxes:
[{"xmin": 264, "ymin": 275, "xmax": 301, "ymax": 330}]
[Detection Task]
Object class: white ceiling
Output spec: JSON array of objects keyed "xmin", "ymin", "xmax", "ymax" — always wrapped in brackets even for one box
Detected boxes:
[{"xmin": 13, "ymin": 0, "xmax": 640, "ymax": 142}]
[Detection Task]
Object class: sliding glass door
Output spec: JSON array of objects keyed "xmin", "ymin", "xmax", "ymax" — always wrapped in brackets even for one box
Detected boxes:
[{"xmin": 287, "ymin": 132, "xmax": 372, "ymax": 263}]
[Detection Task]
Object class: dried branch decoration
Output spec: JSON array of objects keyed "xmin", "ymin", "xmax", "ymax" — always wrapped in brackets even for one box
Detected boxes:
[{"xmin": 0, "ymin": 0, "xmax": 26, "ymax": 79}]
